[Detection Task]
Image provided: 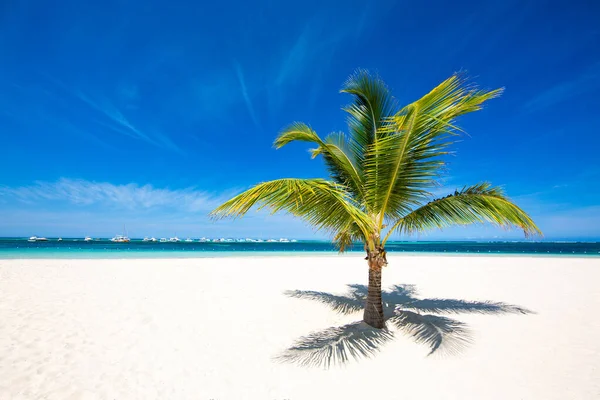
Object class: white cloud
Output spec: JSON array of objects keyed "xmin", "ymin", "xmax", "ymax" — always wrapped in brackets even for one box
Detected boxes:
[{"xmin": 0, "ymin": 178, "xmax": 222, "ymax": 212}]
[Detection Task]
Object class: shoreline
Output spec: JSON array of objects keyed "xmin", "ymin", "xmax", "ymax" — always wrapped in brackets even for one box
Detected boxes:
[{"xmin": 1, "ymin": 252, "xmax": 599, "ymax": 260}]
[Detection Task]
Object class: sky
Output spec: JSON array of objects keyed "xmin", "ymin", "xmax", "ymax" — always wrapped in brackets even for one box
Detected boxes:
[{"xmin": 0, "ymin": 0, "xmax": 599, "ymax": 240}]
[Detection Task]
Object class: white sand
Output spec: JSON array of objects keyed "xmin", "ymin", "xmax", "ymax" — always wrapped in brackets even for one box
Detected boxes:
[{"xmin": 1, "ymin": 255, "xmax": 599, "ymax": 399}]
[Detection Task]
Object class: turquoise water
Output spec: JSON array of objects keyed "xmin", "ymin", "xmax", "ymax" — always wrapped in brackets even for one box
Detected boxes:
[{"xmin": 0, "ymin": 238, "xmax": 599, "ymax": 259}]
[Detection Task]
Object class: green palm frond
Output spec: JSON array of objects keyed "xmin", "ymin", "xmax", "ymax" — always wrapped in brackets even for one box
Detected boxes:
[
  {"xmin": 274, "ymin": 123, "xmax": 364, "ymax": 202},
  {"xmin": 364, "ymin": 74, "xmax": 503, "ymax": 226},
  {"xmin": 210, "ymin": 178, "xmax": 373, "ymax": 239},
  {"xmin": 383, "ymin": 183, "xmax": 541, "ymax": 244},
  {"xmin": 333, "ymin": 220, "xmax": 365, "ymax": 252},
  {"xmin": 341, "ymin": 69, "xmax": 396, "ymax": 174}
]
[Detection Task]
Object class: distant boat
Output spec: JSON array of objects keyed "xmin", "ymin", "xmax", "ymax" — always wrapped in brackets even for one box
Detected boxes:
[
  {"xmin": 143, "ymin": 237, "xmax": 157, "ymax": 242},
  {"xmin": 110, "ymin": 235, "xmax": 130, "ymax": 243},
  {"xmin": 169, "ymin": 237, "xmax": 181, "ymax": 242},
  {"xmin": 28, "ymin": 236, "xmax": 48, "ymax": 242},
  {"xmin": 143, "ymin": 237, "xmax": 151, "ymax": 242},
  {"xmin": 111, "ymin": 225, "xmax": 130, "ymax": 243},
  {"xmin": 159, "ymin": 238, "xmax": 168, "ymax": 243},
  {"xmin": 58, "ymin": 238, "xmax": 63, "ymax": 241},
  {"xmin": 279, "ymin": 238, "xmax": 290, "ymax": 243},
  {"xmin": 84, "ymin": 236, "xmax": 93, "ymax": 242},
  {"xmin": 184, "ymin": 238, "xmax": 193, "ymax": 242}
]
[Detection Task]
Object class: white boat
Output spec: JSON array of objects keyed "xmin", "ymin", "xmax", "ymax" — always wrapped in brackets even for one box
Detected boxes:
[
  {"xmin": 28, "ymin": 236, "xmax": 48, "ymax": 242},
  {"xmin": 84, "ymin": 236, "xmax": 93, "ymax": 242},
  {"xmin": 159, "ymin": 238, "xmax": 168, "ymax": 243},
  {"xmin": 279, "ymin": 238, "xmax": 290, "ymax": 243},
  {"xmin": 199, "ymin": 237, "xmax": 210, "ymax": 242},
  {"xmin": 144, "ymin": 237, "xmax": 158, "ymax": 242},
  {"xmin": 58, "ymin": 238, "xmax": 63, "ymax": 241},
  {"xmin": 267, "ymin": 239, "xmax": 277, "ymax": 242},
  {"xmin": 184, "ymin": 238, "xmax": 193, "ymax": 242},
  {"xmin": 150, "ymin": 237, "xmax": 157, "ymax": 242},
  {"xmin": 111, "ymin": 225, "xmax": 130, "ymax": 243},
  {"xmin": 110, "ymin": 235, "xmax": 130, "ymax": 243},
  {"xmin": 169, "ymin": 236, "xmax": 181, "ymax": 242}
]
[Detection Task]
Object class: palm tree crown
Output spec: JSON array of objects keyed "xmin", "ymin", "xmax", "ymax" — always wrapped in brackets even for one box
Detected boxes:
[{"xmin": 211, "ymin": 70, "xmax": 541, "ymax": 251}]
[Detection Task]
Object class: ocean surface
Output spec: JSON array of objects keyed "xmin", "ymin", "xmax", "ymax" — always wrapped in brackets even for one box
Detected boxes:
[{"xmin": 0, "ymin": 238, "xmax": 599, "ymax": 259}]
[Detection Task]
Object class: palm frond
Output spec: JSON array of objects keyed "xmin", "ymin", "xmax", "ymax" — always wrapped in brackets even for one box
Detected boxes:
[
  {"xmin": 210, "ymin": 178, "xmax": 373, "ymax": 237},
  {"xmin": 332, "ymin": 219, "xmax": 366, "ymax": 252},
  {"xmin": 274, "ymin": 123, "xmax": 364, "ymax": 201},
  {"xmin": 384, "ymin": 183, "xmax": 542, "ymax": 243},
  {"xmin": 365, "ymin": 74, "xmax": 503, "ymax": 224},
  {"xmin": 341, "ymin": 69, "xmax": 397, "ymax": 175}
]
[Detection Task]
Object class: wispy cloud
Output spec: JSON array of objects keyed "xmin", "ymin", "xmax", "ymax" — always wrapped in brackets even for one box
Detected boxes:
[
  {"xmin": 524, "ymin": 63, "xmax": 600, "ymax": 112},
  {"xmin": 234, "ymin": 62, "xmax": 261, "ymax": 129},
  {"xmin": 73, "ymin": 88, "xmax": 182, "ymax": 153},
  {"xmin": 5, "ymin": 74, "xmax": 183, "ymax": 153},
  {"xmin": 0, "ymin": 178, "xmax": 222, "ymax": 212},
  {"xmin": 0, "ymin": 179, "xmax": 318, "ymax": 238}
]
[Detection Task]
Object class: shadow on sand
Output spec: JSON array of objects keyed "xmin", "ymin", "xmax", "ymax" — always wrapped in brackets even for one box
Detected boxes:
[{"xmin": 275, "ymin": 284, "xmax": 533, "ymax": 368}]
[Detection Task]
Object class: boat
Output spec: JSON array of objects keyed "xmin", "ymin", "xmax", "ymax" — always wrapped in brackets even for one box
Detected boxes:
[
  {"xmin": 28, "ymin": 236, "xmax": 49, "ymax": 242},
  {"xmin": 149, "ymin": 237, "xmax": 157, "ymax": 242},
  {"xmin": 111, "ymin": 225, "xmax": 130, "ymax": 243},
  {"xmin": 159, "ymin": 238, "xmax": 168, "ymax": 243},
  {"xmin": 184, "ymin": 238, "xmax": 193, "ymax": 242},
  {"xmin": 84, "ymin": 236, "xmax": 93, "ymax": 242},
  {"xmin": 58, "ymin": 238, "xmax": 63, "ymax": 241},
  {"xmin": 110, "ymin": 235, "xmax": 130, "ymax": 243},
  {"xmin": 279, "ymin": 238, "xmax": 290, "ymax": 243}
]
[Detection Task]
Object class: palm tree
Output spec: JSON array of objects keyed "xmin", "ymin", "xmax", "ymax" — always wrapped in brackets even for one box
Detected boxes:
[{"xmin": 211, "ymin": 70, "xmax": 541, "ymax": 329}]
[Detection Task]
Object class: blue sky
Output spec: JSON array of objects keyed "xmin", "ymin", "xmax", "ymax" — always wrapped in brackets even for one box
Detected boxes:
[{"xmin": 0, "ymin": 0, "xmax": 599, "ymax": 240}]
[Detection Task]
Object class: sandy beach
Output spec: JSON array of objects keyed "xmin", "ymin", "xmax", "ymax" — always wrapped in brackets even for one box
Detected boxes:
[{"xmin": 1, "ymin": 255, "xmax": 599, "ymax": 399}]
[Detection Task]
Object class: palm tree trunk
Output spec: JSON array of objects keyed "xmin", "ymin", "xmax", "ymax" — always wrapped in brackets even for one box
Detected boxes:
[{"xmin": 363, "ymin": 250, "xmax": 386, "ymax": 329}]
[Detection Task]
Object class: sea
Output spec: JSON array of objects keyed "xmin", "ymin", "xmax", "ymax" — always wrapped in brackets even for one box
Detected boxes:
[{"xmin": 0, "ymin": 238, "xmax": 599, "ymax": 259}]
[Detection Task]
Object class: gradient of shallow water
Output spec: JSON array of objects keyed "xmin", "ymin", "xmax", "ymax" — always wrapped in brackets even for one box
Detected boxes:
[{"xmin": 0, "ymin": 239, "xmax": 599, "ymax": 259}]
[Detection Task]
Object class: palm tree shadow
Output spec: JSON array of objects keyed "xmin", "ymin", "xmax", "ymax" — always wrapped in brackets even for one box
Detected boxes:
[{"xmin": 276, "ymin": 284, "xmax": 534, "ymax": 368}]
